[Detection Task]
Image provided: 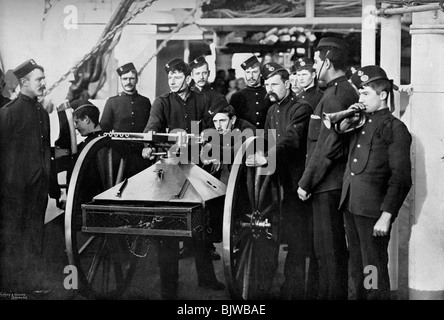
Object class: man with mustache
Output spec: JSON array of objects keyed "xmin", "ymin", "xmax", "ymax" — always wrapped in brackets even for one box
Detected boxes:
[
  {"xmin": 189, "ymin": 55, "xmax": 228, "ymax": 131},
  {"xmin": 230, "ymin": 55, "xmax": 272, "ymax": 129},
  {"xmin": 0, "ymin": 59, "xmax": 52, "ymax": 296},
  {"xmin": 100, "ymin": 62, "xmax": 152, "ymax": 177},
  {"xmin": 246, "ymin": 62, "xmax": 316, "ymax": 299}
]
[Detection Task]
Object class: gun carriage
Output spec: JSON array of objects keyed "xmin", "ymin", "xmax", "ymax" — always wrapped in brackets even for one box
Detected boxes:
[{"xmin": 63, "ymin": 131, "xmax": 283, "ymax": 299}]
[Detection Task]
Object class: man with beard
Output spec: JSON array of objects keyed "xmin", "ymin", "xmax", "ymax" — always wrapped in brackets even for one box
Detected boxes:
[
  {"xmin": 0, "ymin": 59, "xmax": 52, "ymax": 296},
  {"xmin": 230, "ymin": 55, "xmax": 271, "ymax": 129},
  {"xmin": 294, "ymin": 57, "xmax": 324, "ymax": 110},
  {"xmin": 246, "ymin": 62, "xmax": 317, "ymax": 300},
  {"xmin": 297, "ymin": 37, "xmax": 359, "ymax": 300},
  {"xmin": 100, "ymin": 62, "xmax": 152, "ymax": 177},
  {"xmin": 142, "ymin": 58, "xmax": 225, "ymax": 299}
]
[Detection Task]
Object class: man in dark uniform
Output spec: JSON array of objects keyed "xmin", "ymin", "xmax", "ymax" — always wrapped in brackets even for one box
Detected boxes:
[
  {"xmin": 0, "ymin": 59, "xmax": 52, "ymax": 295},
  {"xmin": 189, "ymin": 55, "xmax": 228, "ymax": 129},
  {"xmin": 0, "ymin": 68, "xmax": 11, "ymax": 108},
  {"xmin": 72, "ymin": 99, "xmax": 103, "ymax": 153},
  {"xmin": 187, "ymin": 55, "xmax": 228, "ymax": 261},
  {"xmin": 142, "ymin": 58, "xmax": 225, "ymax": 299},
  {"xmin": 325, "ymin": 65, "xmax": 412, "ymax": 299},
  {"xmin": 230, "ymin": 55, "xmax": 271, "ymax": 129},
  {"xmin": 100, "ymin": 62, "xmax": 151, "ymax": 177},
  {"xmin": 297, "ymin": 37, "xmax": 359, "ymax": 300},
  {"xmin": 246, "ymin": 62, "xmax": 316, "ymax": 299},
  {"xmin": 294, "ymin": 57, "xmax": 324, "ymax": 110},
  {"xmin": 201, "ymin": 105, "xmax": 256, "ymax": 182}
]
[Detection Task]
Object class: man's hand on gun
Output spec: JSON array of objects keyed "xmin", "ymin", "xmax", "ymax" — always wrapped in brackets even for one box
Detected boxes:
[{"xmin": 142, "ymin": 147, "xmax": 156, "ymax": 160}]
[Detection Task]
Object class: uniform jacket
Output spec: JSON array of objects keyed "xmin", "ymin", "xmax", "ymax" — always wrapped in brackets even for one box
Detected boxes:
[
  {"xmin": 298, "ymin": 75, "xmax": 359, "ymax": 194},
  {"xmin": 297, "ymin": 84, "xmax": 324, "ymax": 111},
  {"xmin": 0, "ymin": 94, "xmax": 11, "ymax": 108},
  {"xmin": 100, "ymin": 91, "xmax": 151, "ymax": 133},
  {"xmin": 0, "ymin": 93, "xmax": 51, "ymax": 194},
  {"xmin": 328, "ymin": 108, "xmax": 412, "ymax": 219},
  {"xmin": 144, "ymin": 89, "xmax": 207, "ymax": 134},
  {"xmin": 230, "ymin": 85, "xmax": 271, "ymax": 129},
  {"xmin": 265, "ymin": 91, "xmax": 313, "ymax": 192}
]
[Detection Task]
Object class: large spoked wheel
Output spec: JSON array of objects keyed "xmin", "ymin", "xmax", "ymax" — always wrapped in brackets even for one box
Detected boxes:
[
  {"xmin": 223, "ymin": 136, "xmax": 283, "ymax": 300},
  {"xmin": 65, "ymin": 136, "xmax": 139, "ymax": 299}
]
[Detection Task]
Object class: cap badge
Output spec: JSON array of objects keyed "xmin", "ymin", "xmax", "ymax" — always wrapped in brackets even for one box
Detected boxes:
[
  {"xmin": 360, "ymin": 75, "xmax": 369, "ymax": 82},
  {"xmin": 300, "ymin": 61, "xmax": 305, "ymax": 66},
  {"xmin": 357, "ymin": 70, "xmax": 364, "ymax": 76}
]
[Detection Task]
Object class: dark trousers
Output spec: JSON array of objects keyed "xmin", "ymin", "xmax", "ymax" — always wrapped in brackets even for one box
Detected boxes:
[
  {"xmin": 343, "ymin": 209, "xmax": 391, "ymax": 300},
  {"xmin": 157, "ymin": 237, "xmax": 218, "ymax": 299},
  {"xmin": 0, "ymin": 180, "xmax": 49, "ymax": 292},
  {"xmin": 312, "ymin": 190, "xmax": 348, "ymax": 300},
  {"xmin": 281, "ymin": 195, "xmax": 319, "ymax": 300}
]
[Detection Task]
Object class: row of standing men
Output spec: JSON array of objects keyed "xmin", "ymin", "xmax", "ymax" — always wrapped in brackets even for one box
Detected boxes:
[{"xmin": 0, "ymin": 35, "xmax": 412, "ymax": 300}]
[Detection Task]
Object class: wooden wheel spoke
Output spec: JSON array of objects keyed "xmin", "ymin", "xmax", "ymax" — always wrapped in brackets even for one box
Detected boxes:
[{"xmin": 65, "ymin": 137, "xmax": 138, "ymax": 298}]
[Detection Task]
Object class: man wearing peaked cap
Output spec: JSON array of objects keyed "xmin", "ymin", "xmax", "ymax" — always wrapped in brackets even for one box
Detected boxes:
[
  {"xmin": 101, "ymin": 61, "xmax": 151, "ymax": 177},
  {"xmin": 230, "ymin": 55, "xmax": 272, "ymax": 129},
  {"xmin": 188, "ymin": 55, "xmax": 228, "ymax": 130},
  {"xmin": 0, "ymin": 59, "xmax": 52, "ymax": 294},
  {"xmin": 294, "ymin": 57, "xmax": 323, "ymax": 110},
  {"xmin": 297, "ymin": 36, "xmax": 359, "ymax": 300},
  {"xmin": 326, "ymin": 64, "xmax": 412, "ymax": 300},
  {"xmin": 247, "ymin": 58, "xmax": 317, "ymax": 300}
]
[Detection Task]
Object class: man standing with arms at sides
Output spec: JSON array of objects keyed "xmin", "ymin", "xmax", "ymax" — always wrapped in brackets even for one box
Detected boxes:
[
  {"xmin": 0, "ymin": 59, "xmax": 52, "ymax": 296},
  {"xmin": 326, "ymin": 66, "xmax": 412, "ymax": 299},
  {"xmin": 246, "ymin": 62, "xmax": 316, "ymax": 299},
  {"xmin": 230, "ymin": 55, "xmax": 271, "ymax": 129},
  {"xmin": 100, "ymin": 62, "xmax": 151, "ymax": 177},
  {"xmin": 294, "ymin": 57, "xmax": 324, "ymax": 111},
  {"xmin": 297, "ymin": 37, "xmax": 359, "ymax": 300},
  {"xmin": 142, "ymin": 58, "xmax": 224, "ymax": 299}
]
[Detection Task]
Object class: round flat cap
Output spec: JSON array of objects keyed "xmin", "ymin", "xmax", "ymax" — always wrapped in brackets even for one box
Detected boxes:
[
  {"xmin": 294, "ymin": 57, "xmax": 314, "ymax": 71},
  {"xmin": 241, "ymin": 55, "xmax": 260, "ymax": 70},
  {"xmin": 261, "ymin": 62, "xmax": 286, "ymax": 80},
  {"xmin": 351, "ymin": 65, "xmax": 398, "ymax": 90},
  {"xmin": 188, "ymin": 56, "xmax": 207, "ymax": 71},
  {"xmin": 316, "ymin": 37, "xmax": 350, "ymax": 53}
]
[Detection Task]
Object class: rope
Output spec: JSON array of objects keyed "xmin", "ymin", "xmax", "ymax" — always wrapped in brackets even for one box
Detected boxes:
[
  {"xmin": 138, "ymin": 1, "xmax": 204, "ymax": 76},
  {"xmin": 44, "ymin": 0, "xmax": 158, "ymax": 96}
]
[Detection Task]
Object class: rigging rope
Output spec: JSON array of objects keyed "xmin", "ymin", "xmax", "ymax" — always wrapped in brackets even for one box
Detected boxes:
[{"xmin": 44, "ymin": 0, "xmax": 158, "ymax": 97}]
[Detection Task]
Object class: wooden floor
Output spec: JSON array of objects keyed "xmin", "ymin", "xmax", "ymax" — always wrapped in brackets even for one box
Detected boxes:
[
  {"xmin": 39, "ymin": 214, "xmax": 286, "ymax": 300},
  {"xmin": 32, "ymin": 195, "xmax": 410, "ymax": 301}
]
